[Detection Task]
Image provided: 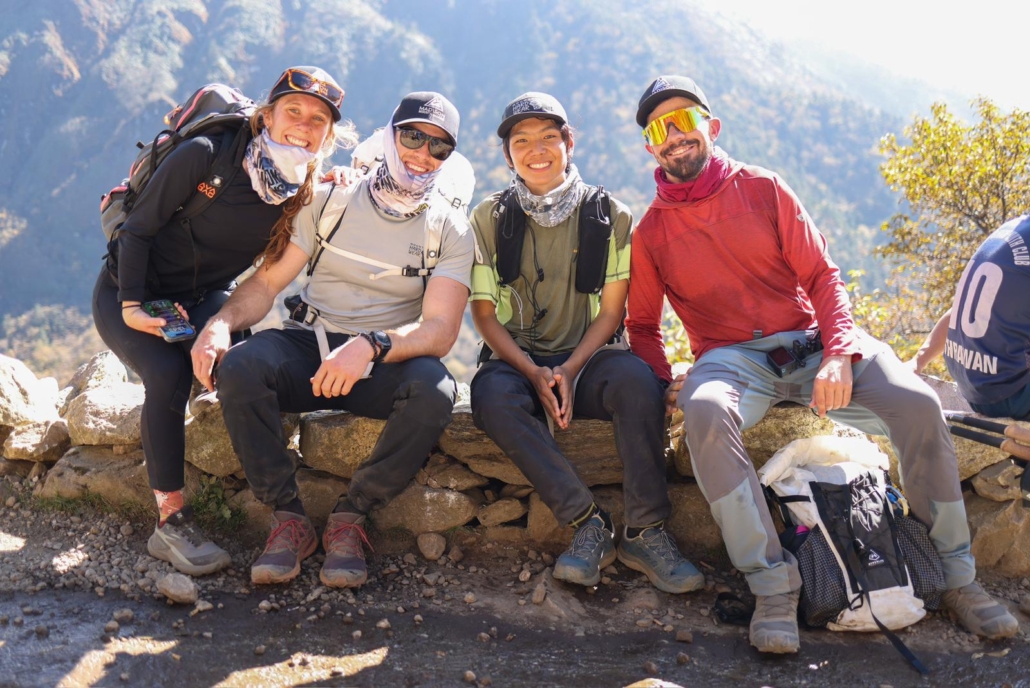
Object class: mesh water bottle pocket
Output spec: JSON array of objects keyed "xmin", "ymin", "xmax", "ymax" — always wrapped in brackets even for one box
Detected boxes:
[
  {"xmin": 795, "ymin": 527, "xmax": 849, "ymax": 627},
  {"xmin": 895, "ymin": 516, "xmax": 946, "ymax": 611}
]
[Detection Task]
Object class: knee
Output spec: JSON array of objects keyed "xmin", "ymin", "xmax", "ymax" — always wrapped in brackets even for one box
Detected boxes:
[
  {"xmin": 398, "ymin": 357, "xmax": 455, "ymax": 421},
  {"xmin": 470, "ymin": 366, "xmax": 528, "ymax": 430},
  {"xmin": 602, "ymin": 357, "xmax": 664, "ymax": 414},
  {"xmin": 680, "ymin": 393, "xmax": 735, "ymax": 436},
  {"xmin": 217, "ymin": 341, "xmax": 273, "ymax": 399}
]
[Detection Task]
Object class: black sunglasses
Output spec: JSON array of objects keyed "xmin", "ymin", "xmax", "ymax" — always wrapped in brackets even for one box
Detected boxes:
[{"xmin": 396, "ymin": 126, "xmax": 455, "ymax": 161}]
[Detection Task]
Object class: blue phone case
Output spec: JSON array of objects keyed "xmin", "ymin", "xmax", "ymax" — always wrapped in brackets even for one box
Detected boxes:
[{"xmin": 142, "ymin": 300, "xmax": 196, "ymax": 343}]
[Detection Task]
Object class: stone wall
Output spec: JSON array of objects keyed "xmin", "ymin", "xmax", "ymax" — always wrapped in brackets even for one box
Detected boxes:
[{"xmin": 3, "ymin": 352, "xmax": 1028, "ymax": 575}]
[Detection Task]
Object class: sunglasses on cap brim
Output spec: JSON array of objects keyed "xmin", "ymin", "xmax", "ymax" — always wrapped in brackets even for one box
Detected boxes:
[
  {"xmin": 397, "ymin": 126, "xmax": 455, "ymax": 161},
  {"xmin": 276, "ymin": 68, "xmax": 344, "ymax": 108},
  {"xmin": 642, "ymin": 106, "xmax": 709, "ymax": 146}
]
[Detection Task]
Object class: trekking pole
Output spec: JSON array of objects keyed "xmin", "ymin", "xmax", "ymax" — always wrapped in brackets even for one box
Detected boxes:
[
  {"xmin": 944, "ymin": 413, "xmax": 1030, "ymax": 462},
  {"xmin": 944, "ymin": 412, "xmax": 1030, "ymax": 506}
]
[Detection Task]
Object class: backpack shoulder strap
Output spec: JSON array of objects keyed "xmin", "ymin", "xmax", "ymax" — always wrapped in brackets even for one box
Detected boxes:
[
  {"xmin": 309, "ymin": 184, "xmax": 349, "ymax": 278},
  {"xmin": 174, "ymin": 125, "xmax": 250, "ymax": 222},
  {"xmin": 575, "ymin": 185, "xmax": 614, "ymax": 295},
  {"xmin": 494, "ymin": 187, "xmax": 527, "ymax": 287}
]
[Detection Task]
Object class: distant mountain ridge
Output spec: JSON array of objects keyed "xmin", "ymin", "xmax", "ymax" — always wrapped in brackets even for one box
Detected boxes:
[{"xmin": 1, "ymin": 0, "xmax": 925, "ymax": 322}]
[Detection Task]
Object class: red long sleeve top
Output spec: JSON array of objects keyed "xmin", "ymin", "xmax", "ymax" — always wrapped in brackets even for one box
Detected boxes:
[{"xmin": 626, "ymin": 160, "xmax": 862, "ymax": 383}]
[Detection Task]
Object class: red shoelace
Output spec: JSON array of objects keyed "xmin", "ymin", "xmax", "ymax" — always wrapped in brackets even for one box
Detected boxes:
[
  {"xmin": 324, "ymin": 521, "xmax": 373, "ymax": 557},
  {"xmin": 265, "ymin": 518, "xmax": 310, "ymax": 553}
]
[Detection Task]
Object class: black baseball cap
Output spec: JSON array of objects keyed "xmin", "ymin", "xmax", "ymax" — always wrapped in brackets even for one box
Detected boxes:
[
  {"xmin": 635, "ymin": 75, "xmax": 711, "ymax": 127},
  {"xmin": 269, "ymin": 66, "xmax": 344, "ymax": 122},
  {"xmin": 496, "ymin": 92, "xmax": 569, "ymax": 138},
  {"xmin": 393, "ymin": 92, "xmax": 460, "ymax": 145}
]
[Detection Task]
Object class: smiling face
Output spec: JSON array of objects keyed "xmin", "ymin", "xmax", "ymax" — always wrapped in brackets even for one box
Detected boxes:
[
  {"xmin": 395, "ymin": 121, "xmax": 449, "ymax": 176},
  {"xmin": 645, "ymin": 96, "xmax": 721, "ymax": 183},
  {"xmin": 504, "ymin": 117, "xmax": 572, "ymax": 196},
  {"xmin": 263, "ymin": 93, "xmax": 333, "ymax": 153}
]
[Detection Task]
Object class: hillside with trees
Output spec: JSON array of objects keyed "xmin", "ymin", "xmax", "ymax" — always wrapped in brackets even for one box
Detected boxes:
[{"xmin": 0, "ymin": 0, "xmax": 986, "ymax": 383}]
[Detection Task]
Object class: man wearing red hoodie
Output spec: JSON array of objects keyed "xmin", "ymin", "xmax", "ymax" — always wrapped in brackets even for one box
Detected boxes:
[{"xmin": 626, "ymin": 75, "xmax": 1018, "ymax": 654}]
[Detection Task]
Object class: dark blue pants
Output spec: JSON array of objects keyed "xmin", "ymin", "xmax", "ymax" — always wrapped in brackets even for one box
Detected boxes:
[
  {"xmin": 216, "ymin": 327, "xmax": 456, "ymax": 513},
  {"xmin": 470, "ymin": 348, "xmax": 670, "ymax": 527}
]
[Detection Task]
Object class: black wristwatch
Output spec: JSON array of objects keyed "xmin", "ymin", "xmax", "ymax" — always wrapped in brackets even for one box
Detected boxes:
[{"xmin": 360, "ymin": 330, "xmax": 392, "ymax": 363}]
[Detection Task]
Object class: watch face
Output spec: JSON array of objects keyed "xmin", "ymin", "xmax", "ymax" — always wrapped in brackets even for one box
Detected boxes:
[{"xmin": 373, "ymin": 331, "xmax": 392, "ymax": 348}]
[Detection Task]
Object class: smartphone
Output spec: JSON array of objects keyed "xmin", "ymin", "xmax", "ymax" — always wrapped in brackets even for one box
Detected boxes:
[{"xmin": 141, "ymin": 299, "xmax": 196, "ymax": 343}]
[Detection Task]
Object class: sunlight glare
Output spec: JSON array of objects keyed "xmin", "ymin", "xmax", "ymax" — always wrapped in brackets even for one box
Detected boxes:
[{"xmin": 215, "ymin": 647, "xmax": 390, "ymax": 687}]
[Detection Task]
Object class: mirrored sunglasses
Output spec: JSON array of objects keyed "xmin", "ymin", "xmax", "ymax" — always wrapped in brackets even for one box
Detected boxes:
[
  {"xmin": 397, "ymin": 126, "xmax": 455, "ymax": 161},
  {"xmin": 278, "ymin": 68, "xmax": 344, "ymax": 108},
  {"xmin": 642, "ymin": 106, "xmax": 709, "ymax": 146}
]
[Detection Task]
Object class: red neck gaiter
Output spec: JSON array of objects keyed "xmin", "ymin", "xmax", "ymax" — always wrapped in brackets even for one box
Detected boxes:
[{"xmin": 654, "ymin": 147, "xmax": 733, "ymax": 204}]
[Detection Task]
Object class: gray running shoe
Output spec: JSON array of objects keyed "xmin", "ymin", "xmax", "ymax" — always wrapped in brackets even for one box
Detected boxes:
[
  {"xmin": 147, "ymin": 505, "xmax": 231, "ymax": 576},
  {"xmin": 552, "ymin": 512, "xmax": 616, "ymax": 587},
  {"xmin": 749, "ymin": 589, "xmax": 801, "ymax": 654},
  {"xmin": 320, "ymin": 511, "xmax": 372, "ymax": 588},
  {"xmin": 617, "ymin": 525, "xmax": 705, "ymax": 594},
  {"xmin": 251, "ymin": 511, "xmax": 317, "ymax": 585},
  {"xmin": 942, "ymin": 582, "xmax": 1019, "ymax": 639}
]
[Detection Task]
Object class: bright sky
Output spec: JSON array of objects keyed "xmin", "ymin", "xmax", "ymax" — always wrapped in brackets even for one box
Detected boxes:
[{"xmin": 714, "ymin": 0, "xmax": 1030, "ymax": 111}]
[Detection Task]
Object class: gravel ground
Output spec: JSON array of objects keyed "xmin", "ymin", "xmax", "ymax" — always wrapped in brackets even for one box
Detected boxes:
[{"xmin": 2, "ymin": 471, "xmax": 1030, "ymax": 687}]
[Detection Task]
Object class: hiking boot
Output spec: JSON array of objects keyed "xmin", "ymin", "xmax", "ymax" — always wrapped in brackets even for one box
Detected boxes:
[
  {"xmin": 320, "ymin": 511, "xmax": 373, "ymax": 588},
  {"xmin": 552, "ymin": 512, "xmax": 616, "ymax": 587},
  {"xmin": 617, "ymin": 525, "xmax": 705, "ymax": 594},
  {"xmin": 749, "ymin": 590, "xmax": 801, "ymax": 654},
  {"xmin": 251, "ymin": 511, "xmax": 317, "ymax": 585},
  {"xmin": 147, "ymin": 505, "xmax": 231, "ymax": 576},
  {"xmin": 942, "ymin": 582, "xmax": 1019, "ymax": 639}
]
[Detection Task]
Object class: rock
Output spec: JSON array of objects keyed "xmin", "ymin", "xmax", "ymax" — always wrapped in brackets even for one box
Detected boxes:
[
  {"xmin": 65, "ymin": 384, "xmax": 144, "ymax": 446},
  {"xmin": 972, "ymin": 459, "xmax": 1025, "ymax": 502},
  {"xmin": 677, "ymin": 652, "xmax": 690, "ymax": 665},
  {"xmin": 112, "ymin": 609, "xmax": 134, "ymax": 623},
  {"xmin": 229, "ymin": 467, "xmax": 348, "ymax": 540},
  {"xmin": 194, "ymin": 600, "xmax": 214, "ymax": 613},
  {"xmin": 157, "ymin": 573, "xmax": 199, "ymax": 604},
  {"xmin": 643, "ymin": 661, "xmax": 659, "ymax": 675},
  {"xmin": 376, "ymin": 618, "xmax": 391, "ymax": 630},
  {"xmin": 0, "ymin": 354, "xmax": 60, "ymax": 426},
  {"xmin": 0, "ymin": 457, "xmax": 33, "ymax": 478},
  {"xmin": 299, "ymin": 411, "xmax": 385, "ymax": 478},
  {"xmin": 120, "ymin": 524, "xmax": 134, "ymax": 537},
  {"xmin": 3, "ymin": 419, "xmax": 70, "ymax": 463},
  {"xmin": 676, "ymin": 629, "xmax": 693, "ymax": 643},
  {"xmin": 60, "ymin": 352, "xmax": 128, "ymax": 416},
  {"xmin": 499, "ymin": 484, "xmax": 534, "ymax": 500},
  {"xmin": 464, "ymin": 593, "xmax": 476, "ymax": 605},
  {"xmin": 463, "ymin": 670, "xmax": 477, "ymax": 684},
  {"xmin": 40, "ymin": 446, "xmax": 202, "ymax": 509},
  {"xmin": 672, "ymin": 404, "xmax": 835, "ymax": 477},
  {"xmin": 531, "ymin": 581, "xmax": 547, "ymax": 605},
  {"xmin": 1020, "ymin": 594, "xmax": 1030, "ymax": 616},
  {"xmin": 448, "ymin": 545, "xmax": 465, "ymax": 563},
  {"xmin": 477, "ymin": 498, "xmax": 527, "ymax": 527},
  {"xmin": 104, "ymin": 620, "xmax": 119, "ymax": 633},
  {"xmin": 420, "ymin": 453, "xmax": 490, "ymax": 491},
  {"xmin": 966, "ymin": 494, "xmax": 1030, "ymax": 577},
  {"xmin": 442, "ymin": 408, "xmax": 648, "ymax": 487},
  {"xmin": 373, "ymin": 484, "xmax": 478, "ymax": 534},
  {"xmin": 254, "ymin": 645, "xmax": 266, "ymax": 656},
  {"xmin": 624, "ymin": 588, "xmax": 661, "ymax": 612},
  {"xmin": 35, "ymin": 625, "xmax": 49, "ymax": 638},
  {"xmin": 417, "ymin": 533, "xmax": 447, "ymax": 561},
  {"xmin": 186, "ymin": 408, "xmax": 298, "ymax": 477}
]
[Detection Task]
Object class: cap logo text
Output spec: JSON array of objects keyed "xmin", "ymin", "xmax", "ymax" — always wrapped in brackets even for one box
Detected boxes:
[{"xmin": 651, "ymin": 77, "xmax": 671, "ymax": 94}]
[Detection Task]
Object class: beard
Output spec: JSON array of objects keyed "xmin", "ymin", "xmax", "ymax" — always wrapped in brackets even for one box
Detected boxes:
[{"xmin": 658, "ymin": 139, "xmax": 712, "ymax": 182}]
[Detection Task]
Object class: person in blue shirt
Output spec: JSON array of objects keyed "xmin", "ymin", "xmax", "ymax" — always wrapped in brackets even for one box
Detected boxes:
[{"xmin": 910, "ymin": 214, "xmax": 1030, "ymax": 420}]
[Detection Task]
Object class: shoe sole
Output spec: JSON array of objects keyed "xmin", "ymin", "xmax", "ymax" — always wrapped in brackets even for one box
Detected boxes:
[
  {"xmin": 616, "ymin": 548, "xmax": 705, "ymax": 594},
  {"xmin": 251, "ymin": 537, "xmax": 318, "ymax": 585},
  {"xmin": 552, "ymin": 548, "xmax": 617, "ymax": 587},
  {"xmin": 750, "ymin": 633, "xmax": 800, "ymax": 654},
  {"xmin": 319, "ymin": 568, "xmax": 368, "ymax": 589},
  {"xmin": 147, "ymin": 532, "xmax": 231, "ymax": 577}
]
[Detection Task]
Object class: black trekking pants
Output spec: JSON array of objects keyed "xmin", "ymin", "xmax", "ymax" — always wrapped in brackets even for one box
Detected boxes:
[
  {"xmin": 92, "ymin": 270, "xmax": 234, "ymax": 492},
  {"xmin": 470, "ymin": 348, "xmax": 671, "ymax": 527},
  {"xmin": 215, "ymin": 327, "xmax": 456, "ymax": 513}
]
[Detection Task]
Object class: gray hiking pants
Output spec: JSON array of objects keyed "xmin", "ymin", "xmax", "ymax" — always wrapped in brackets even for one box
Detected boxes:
[{"xmin": 678, "ymin": 330, "xmax": 975, "ymax": 596}]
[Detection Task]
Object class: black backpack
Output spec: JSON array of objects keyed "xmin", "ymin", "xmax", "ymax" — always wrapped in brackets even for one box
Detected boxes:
[
  {"xmin": 492, "ymin": 185, "xmax": 613, "ymax": 294},
  {"xmin": 100, "ymin": 84, "xmax": 256, "ymax": 244}
]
